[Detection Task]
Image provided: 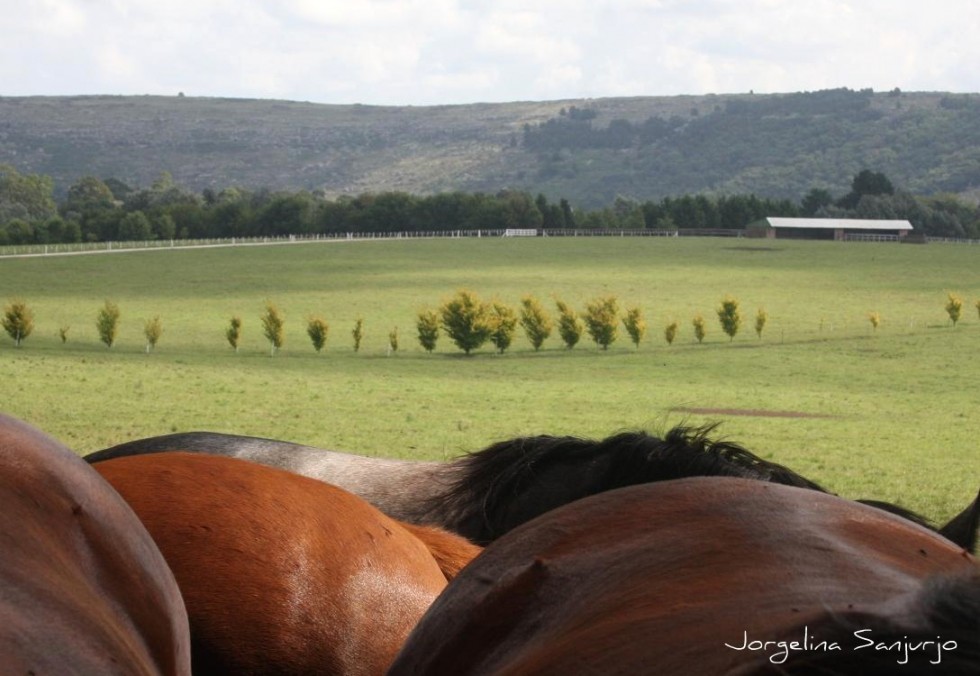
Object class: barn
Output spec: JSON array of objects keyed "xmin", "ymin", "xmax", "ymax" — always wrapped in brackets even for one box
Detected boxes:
[{"xmin": 746, "ymin": 217, "xmax": 914, "ymax": 241}]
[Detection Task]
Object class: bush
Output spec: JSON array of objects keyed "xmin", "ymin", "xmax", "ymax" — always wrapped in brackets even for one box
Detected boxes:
[
  {"xmin": 692, "ymin": 314, "xmax": 707, "ymax": 344},
  {"xmin": 945, "ymin": 292, "xmax": 963, "ymax": 326},
  {"xmin": 2, "ymin": 300, "xmax": 34, "ymax": 346},
  {"xmin": 754, "ymin": 308, "xmax": 768, "ymax": 338},
  {"xmin": 143, "ymin": 316, "xmax": 163, "ymax": 353},
  {"xmin": 307, "ymin": 316, "xmax": 329, "ymax": 352},
  {"xmin": 388, "ymin": 326, "xmax": 399, "ymax": 355},
  {"xmin": 583, "ymin": 296, "xmax": 619, "ymax": 350},
  {"xmin": 555, "ymin": 298, "xmax": 584, "ymax": 349},
  {"xmin": 868, "ymin": 311, "xmax": 881, "ymax": 331},
  {"xmin": 260, "ymin": 302, "xmax": 285, "ymax": 355},
  {"xmin": 519, "ymin": 295, "xmax": 552, "ymax": 350},
  {"xmin": 440, "ymin": 289, "xmax": 491, "ymax": 355},
  {"xmin": 58, "ymin": 325, "xmax": 70, "ymax": 344},
  {"xmin": 416, "ymin": 309, "xmax": 440, "ymax": 353},
  {"xmin": 664, "ymin": 320, "xmax": 679, "ymax": 345},
  {"xmin": 352, "ymin": 318, "xmax": 364, "ymax": 352},
  {"xmin": 96, "ymin": 300, "xmax": 121, "ymax": 348},
  {"xmin": 716, "ymin": 296, "xmax": 741, "ymax": 341},
  {"xmin": 488, "ymin": 301, "xmax": 518, "ymax": 354},
  {"xmin": 226, "ymin": 316, "xmax": 242, "ymax": 352},
  {"xmin": 622, "ymin": 306, "xmax": 646, "ymax": 348}
]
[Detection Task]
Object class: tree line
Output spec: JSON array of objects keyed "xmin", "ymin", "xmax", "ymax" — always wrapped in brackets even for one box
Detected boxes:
[
  {"xmin": 4, "ymin": 292, "xmax": 977, "ymax": 356},
  {"xmin": 1, "ymin": 164, "xmax": 978, "ymax": 246}
]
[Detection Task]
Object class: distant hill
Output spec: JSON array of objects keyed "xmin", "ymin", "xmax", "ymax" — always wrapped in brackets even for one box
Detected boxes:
[{"xmin": 2, "ymin": 88, "xmax": 979, "ymax": 208}]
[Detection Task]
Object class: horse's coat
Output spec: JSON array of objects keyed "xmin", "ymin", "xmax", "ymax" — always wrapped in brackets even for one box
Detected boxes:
[
  {"xmin": 86, "ymin": 426, "xmax": 979, "ymax": 549},
  {"xmin": 387, "ymin": 478, "xmax": 980, "ymax": 676},
  {"xmin": 0, "ymin": 414, "xmax": 191, "ymax": 676},
  {"xmin": 93, "ymin": 451, "xmax": 480, "ymax": 676}
]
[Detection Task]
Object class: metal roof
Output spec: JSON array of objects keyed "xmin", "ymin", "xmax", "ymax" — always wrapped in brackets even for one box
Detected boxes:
[{"xmin": 760, "ymin": 218, "xmax": 913, "ymax": 231}]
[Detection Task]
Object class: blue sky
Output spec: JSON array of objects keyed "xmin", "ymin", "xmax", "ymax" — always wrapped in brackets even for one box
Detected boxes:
[{"xmin": 4, "ymin": 0, "xmax": 979, "ymax": 105}]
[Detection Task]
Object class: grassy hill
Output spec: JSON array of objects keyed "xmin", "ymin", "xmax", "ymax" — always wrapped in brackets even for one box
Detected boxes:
[{"xmin": 3, "ymin": 88, "xmax": 980, "ymax": 208}]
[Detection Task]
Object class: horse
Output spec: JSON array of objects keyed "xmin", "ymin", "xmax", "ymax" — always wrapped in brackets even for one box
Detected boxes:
[
  {"xmin": 387, "ymin": 477, "xmax": 980, "ymax": 676},
  {"xmin": 92, "ymin": 451, "xmax": 481, "ymax": 676},
  {"xmin": 85, "ymin": 425, "xmax": 980, "ymax": 549},
  {"xmin": 0, "ymin": 413, "xmax": 191, "ymax": 676}
]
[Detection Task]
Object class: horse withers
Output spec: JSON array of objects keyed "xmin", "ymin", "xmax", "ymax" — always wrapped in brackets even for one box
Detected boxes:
[
  {"xmin": 0, "ymin": 413, "xmax": 191, "ymax": 676},
  {"xmin": 93, "ymin": 451, "xmax": 481, "ymax": 676},
  {"xmin": 388, "ymin": 477, "xmax": 979, "ymax": 675}
]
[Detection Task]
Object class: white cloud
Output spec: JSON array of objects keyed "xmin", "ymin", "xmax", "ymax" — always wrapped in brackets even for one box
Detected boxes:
[{"xmin": 3, "ymin": 0, "xmax": 979, "ymax": 104}]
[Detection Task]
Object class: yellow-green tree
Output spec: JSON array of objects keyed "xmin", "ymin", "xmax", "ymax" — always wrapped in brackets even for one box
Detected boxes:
[
  {"xmin": 2, "ymin": 299, "xmax": 34, "ymax": 346},
  {"xmin": 351, "ymin": 318, "xmax": 364, "ymax": 352},
  {"xmin": 664, "ymin": 320, "xmax": 679, "ymax": 345},
  {"xmin": 583, "ymin": 296, "xmax": 619, "ymax": 350},
  {"xmin": 96, "ymin": 300, "xmax": 121, "ymax": 348},
  {"xmin": 226, "ymin": 316, "xmax": 242, "ymax": 352},
  {"xmin": 388, "ymin": 326, "xmax": 399, "ymax": 354},
  {"xmin": 716, "ymin": 296, "xmax": 741, "ymax": 342},
  {"xmin": 488, "ymin": 301, "xmax": 518, "ymax": 354},
  {"xmin": 307, "ymin": 316, "xmax": 329, "ymax": 352},
  {"xmin": 555, "ymin": 299, "xmax": 584, "ymax": 349},
  {"xmin": 519, "ymin": 295, "xmax": 552, "ymax": 351},
  {"xmin": 945, "ymin": 292, "xmax": 963, "ymax": 326},
  {"xmin": 416, "ymin": 309, "xmax": 440, "ymax": 353},
  {"xmin": 869, "ymin": 311, "xmax": 881, "ymax": 332},
  {"xmin": 440, "ymin": 289, "xmax": 491, "ymax": 355},
  {"xmin": 143, "ymin": 316, "xmax": 163, "ymax": 353},
  {"xmin": 692, "ymin": 314, "xmax": 707, "ymax": 344},
  {"xmin": 260, "ymin": 302, "xmax": 285, "ymax": 356},
  {"xmin": 622, "ymin": 306, "xmax": 646, "ymax": 348},
  {"xmin": 754, "ymin": 308, "xmax": 768, "ymax": 338}
]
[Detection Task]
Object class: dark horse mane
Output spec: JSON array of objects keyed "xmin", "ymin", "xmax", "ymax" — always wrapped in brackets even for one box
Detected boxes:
[
  {"xmin": 753, "ymin": 570, "xmax": 980, "ymax": 675},
  {"xmin": 427, "ymin": 424, "xmax": 828, "ymax": 542},
  {"xmin": 424, "ymin": 424, "xmax": 975, "ymax": 547}
]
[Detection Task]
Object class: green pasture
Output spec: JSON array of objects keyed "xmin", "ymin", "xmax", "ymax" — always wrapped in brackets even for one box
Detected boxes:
[{"xmin": 1, "ymin": 237, "xmax": 977, "ymax": 522}]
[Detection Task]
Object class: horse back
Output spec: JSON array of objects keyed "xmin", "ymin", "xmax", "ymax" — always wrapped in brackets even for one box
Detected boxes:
[
  {"xmin": 94, "ymin": 451, "xmax": 450, "ymax": 676},
  {"xmin": 0, "ymin": 414, "xmax": 190, "ymax": 676}
]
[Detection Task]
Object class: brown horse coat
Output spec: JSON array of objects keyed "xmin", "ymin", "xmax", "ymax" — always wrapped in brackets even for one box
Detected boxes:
[
  {"xmin": 0, "ymin": 414, "xmax": 190, "ymax": 676},
  {"xmin": 388, "ymin": 477, "xmax": 979, "ymax": 676},
  {"xmin": 94, "ymin": 451, "xmax": 480, "ymax": 675}
]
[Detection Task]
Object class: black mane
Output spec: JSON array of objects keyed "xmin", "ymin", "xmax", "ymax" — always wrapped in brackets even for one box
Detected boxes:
[{"xmin": 426, "ymin": 424, "xmax": 828, "ymax": 543}]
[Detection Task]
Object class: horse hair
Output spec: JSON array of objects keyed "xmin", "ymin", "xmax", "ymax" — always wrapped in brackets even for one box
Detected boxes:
[
  {"xmin": 425, "ymin": 424, "xmax": 830, "ymax": 542},
  {"xmin": 752, "ymin": 570, "xmax": 980, "ymax": 675}
]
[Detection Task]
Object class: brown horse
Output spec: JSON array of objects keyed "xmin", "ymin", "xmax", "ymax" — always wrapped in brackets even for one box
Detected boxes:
[
  {"xmin": 388, "ymin": 477, "xmax": 979, "ymax": 676},
  {"xmin": 93, "ymin": 451, "xmax": 481, "ymax": 675},
  {"xmin": 0, "ymin": 413, "xmax": 190, "ymax": 676}
]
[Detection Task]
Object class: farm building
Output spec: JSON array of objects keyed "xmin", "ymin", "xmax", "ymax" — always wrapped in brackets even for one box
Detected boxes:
[{"xmin": 746, "ymin": 218, "xmax": 914, "ymax": 241}]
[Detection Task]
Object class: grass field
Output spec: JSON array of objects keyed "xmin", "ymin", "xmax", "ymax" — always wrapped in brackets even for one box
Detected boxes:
[{"xmin": 1, "ymin": 237, "xmax": 977, "ymax": 522}]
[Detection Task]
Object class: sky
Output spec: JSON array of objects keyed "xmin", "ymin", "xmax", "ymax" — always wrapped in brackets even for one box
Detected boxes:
[{"xmin": 4, "ymin": 0, "xmax": 980, "ymax": 106}]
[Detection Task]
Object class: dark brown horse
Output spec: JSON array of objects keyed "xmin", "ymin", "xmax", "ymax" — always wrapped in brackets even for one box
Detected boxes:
[
  {"xmin": 93, "ymin": 451, "xmax": 481, "ymax": 675},
  {"xmin": 388, "ymin": 477, "xmax": 980, "ymax": 676},
  {"xmin": 85, "ymin": 425, "xmax": 980, "ymax": 549},
  {"xmin": 0, "ymin": 413, "xmax": 191, "ymax": 676}
]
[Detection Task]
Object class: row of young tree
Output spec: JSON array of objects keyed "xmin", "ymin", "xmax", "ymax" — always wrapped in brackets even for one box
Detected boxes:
[
  {"xmin": 4, "ymin": 292, "xmax": 977, "ymax": 355},
  {"xmin": 1, "ymin": 164, "xmax": 978, "ymax": 245}
]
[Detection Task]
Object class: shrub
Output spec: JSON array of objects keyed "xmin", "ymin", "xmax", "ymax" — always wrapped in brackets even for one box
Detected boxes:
[
  {"xmin": 622, "ymin": 306, "xmax": 646, "ymax": 348},
  {"xmin": 519, "ymin": 295, "xmax": 552, "ymax": 351},
  {"xmin": 307, "ymin": 316, "xmax": 329, "ymax": 353},
  {"xmin": 716, "ymin": 296, "xmax": 741, "ymax": 341},
  {"xmin": 58, "ymin": 325, "xmax": 70, "ymax": 344},
  {"xmin": 868, "ymin": 311, "xmax": 881, "ymax": 331},
  {"xmin": 692, "ymin": 314, "xmax": 707, "ymax": 344},
  {"xmin": 96, "ymin": 300, "xmax": 121, "ymax": 348},
  {"xmin": 664, "ymin": 320, "xmax": 679, "ymax": 345},
  {"xmin": 488, "ymin": 301, "xmax": 518, "ymax": 354},
  {"xmin": 260, "ymin": 302, "xmax": 285, "ymax": 356},
  {"xmin": 143, "ymin": 316, "xmax": 163, "ymax": 353},
  {"xmin": 388, "ymin": 326, "xmax": 399, "ymax": 355},
  {"xmin": 555, "ymin": 298, "xmax": 584, "ymax": 349},
  {"xmin": 440, "ymin": 289, "xmax": 491, "ymax": 355},
  {"xmin": 583, "ymin": 296, "xmax": 619, "ymax": 350},
  {"xmin": 754, "ymin": 308, "xmax": 768, "ymax": 338},
  {"xmin": 2, "ymin": 300, "xmax": 34, "ymax": 346},
  {"xmin": 416, "ymin": 309, "xmax": 440, "ymax": 353},
  {"xmin": 226, "ymin": 316, "xmax": 242, "ymax": 352},
  {"xmin": 945, "ymin": 292, "xmax": 963, "ymax": 326},
  {"xmin": 352, "ymin": 318, "xmax": 364, "ymax": 352}
]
